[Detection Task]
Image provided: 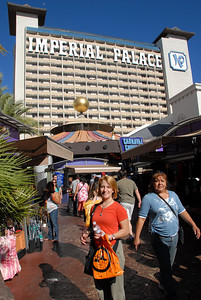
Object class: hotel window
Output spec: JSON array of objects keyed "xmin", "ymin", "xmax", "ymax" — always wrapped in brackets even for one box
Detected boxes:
[
  {"xmin": 39, "ymin": 87, "xmax": 50, "ymax": 92},
  {"xmin": 28, "ymin": 105, "xmax": 37, "ymax": 109},
  {"xmin": 27, "ymin": 87, "xmax": 37, "ymax": 91}
]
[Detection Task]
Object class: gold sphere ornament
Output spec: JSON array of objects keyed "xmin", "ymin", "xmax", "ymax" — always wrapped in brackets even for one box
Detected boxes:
[{"xmin": 73, "ymin": 97, "xmax": 89, "ymax": 113}]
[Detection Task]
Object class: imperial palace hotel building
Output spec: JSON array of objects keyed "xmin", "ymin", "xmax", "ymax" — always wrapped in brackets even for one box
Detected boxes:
[{"xmin": 8, "ymin": 3, "xmax": 194, "ymax": 136}]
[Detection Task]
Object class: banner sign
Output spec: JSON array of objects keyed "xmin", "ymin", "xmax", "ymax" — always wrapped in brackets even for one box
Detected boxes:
[
  {"xmin": 120, "ymin": 137, "xmax": 143, "ymax": 152},
  {"xmin": 28, "ymin": 37, "xmax": 162, "ymax": 69}
]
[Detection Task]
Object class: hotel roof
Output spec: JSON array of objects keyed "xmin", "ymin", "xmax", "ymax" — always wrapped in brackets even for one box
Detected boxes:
[
  {"xmin": 8, "ymin": 2, "xmax": 46, "ymax": 36},
  {"xmin": 27, "ymin": 26, "xmax": 160, "ymax": 50},
  {"xmin": 153, "ymin": 27, "xmax": 195, "ymax": 44}
]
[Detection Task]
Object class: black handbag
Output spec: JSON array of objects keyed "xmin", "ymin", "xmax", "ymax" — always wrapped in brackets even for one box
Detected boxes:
[
  {"xmin": 157, "ymin": 193, "xmax": 184, "ymax": 245},
  {"xmin": 84, "ymin": 204, "xmax": 98, "ymax": 276},
  {"xmin": 178, "ymin": 226, "xmax": 184, "ymax": 245},
  {"xmin": 84, "ymin": 239, "xmax": 96, "ymax": 275}
]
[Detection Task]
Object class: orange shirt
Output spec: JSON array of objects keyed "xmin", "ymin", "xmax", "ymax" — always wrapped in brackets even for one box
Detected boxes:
[{"xmin": 92, "ymin": 202, "xmax": 128, "ymax": 245}]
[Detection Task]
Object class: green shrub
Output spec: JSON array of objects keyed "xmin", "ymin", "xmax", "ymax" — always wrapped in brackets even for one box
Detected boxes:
[{"xmin": 0, "ymin": 133, "xmax": 38, "ymax": 235}]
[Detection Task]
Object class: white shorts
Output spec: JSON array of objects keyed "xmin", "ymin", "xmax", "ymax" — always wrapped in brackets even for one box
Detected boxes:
[{"xmin": 120, "ymin": 202, "xmax": 134, "ymax": 220}]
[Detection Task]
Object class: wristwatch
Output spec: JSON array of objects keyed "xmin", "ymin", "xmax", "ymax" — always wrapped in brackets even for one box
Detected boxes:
[
  {"xmin": 109, "ymin": 234, "xmax": 116, "ymax": 241},
  {"xmin": 111, "ymin": 234, "xmax": 116, "ymax": 240}
]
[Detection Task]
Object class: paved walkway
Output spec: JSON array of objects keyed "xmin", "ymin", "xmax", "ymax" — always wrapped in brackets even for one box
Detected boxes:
[{"xmin": 4, "ymin": 205, "xmax": 201, "ymax": 300}]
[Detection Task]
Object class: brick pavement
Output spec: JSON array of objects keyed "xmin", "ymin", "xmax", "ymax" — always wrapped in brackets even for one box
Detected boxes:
[{"xmin": 4, "ymin": 205, "xmax": 201, "ymax": 300}]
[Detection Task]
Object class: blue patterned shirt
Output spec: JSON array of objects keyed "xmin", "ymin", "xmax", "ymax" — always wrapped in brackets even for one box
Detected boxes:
[{"xmin": 139, "ymin": 191, "xmax": 185, "ymax": 237}]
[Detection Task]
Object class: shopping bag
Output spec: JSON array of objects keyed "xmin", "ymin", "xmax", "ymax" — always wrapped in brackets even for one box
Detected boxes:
[{"xmin": 92, "ymin": 235, "xmax": 124, "ymax": 279}]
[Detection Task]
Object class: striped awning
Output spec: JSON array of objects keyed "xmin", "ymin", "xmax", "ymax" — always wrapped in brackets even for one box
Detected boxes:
[{"xmin": 51, "ymin": 130, "xmax": 119, "ymax": 143}]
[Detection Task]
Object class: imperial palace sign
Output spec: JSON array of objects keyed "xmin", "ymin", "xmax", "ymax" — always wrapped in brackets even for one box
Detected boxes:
[{"xmin": 28, "ymin": 37, "xmax": 162, "ymax": 69}]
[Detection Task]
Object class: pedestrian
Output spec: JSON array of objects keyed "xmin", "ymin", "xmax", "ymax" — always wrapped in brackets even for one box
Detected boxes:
[
  {"xmin": 52, "ymin": 173, "xmax": 62, "ymax": 201},
  {"xmin": 134, "ymin": 171, "xmax": 200, "ymax": 299},
  {"xmin": 71, "ymin": 175, "xmax": 80, "ymax": 216},
  {"xmin": 81, "ymin": 175, "xmax": 129, "ymax": 300},
  {"xmin": 45, "ymin": 181, "xmax": 61, "ymax": 242},
  {"xmin": 52, "ymin": 178, "xmax": 62, "ymax": 203},
  {"xmin": 89, "ymin": 174, "xmax": 97, "ymax": 187},
  {"xmin": 88, "ymin": 176, "xmax": 100, "ymax": 201},
  {"xmin": 117, "ymin": 169, "xmax": 141, "ymax": 244},
  {"xmin": 84, "ymin": 177, "xmax": 102, "ymax": 227},
  {"xmin": 74, "ymin": 176, "xmax": 89, "ymax": 217},
  {"xmin": 66, "ymin": 176, "xmax": 73, "ymax": 212}
]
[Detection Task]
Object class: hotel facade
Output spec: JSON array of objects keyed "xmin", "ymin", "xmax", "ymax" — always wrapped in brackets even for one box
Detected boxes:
[{"xmin": 8, "ymin": 3, "xmax": 194, "ymax": 136}]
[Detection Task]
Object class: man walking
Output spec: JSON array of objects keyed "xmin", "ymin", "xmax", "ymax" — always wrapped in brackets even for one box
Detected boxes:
[
  {"xmin": 66, "ymin": 176, "xmax": 73, "ymax": 212},
  {"xmin": 117, "ymin": 169, "xmax": 141, "ymax": 244},
  {"xmin": 71, "ymin": 175, "xmax": 80, "ymax": 216}
]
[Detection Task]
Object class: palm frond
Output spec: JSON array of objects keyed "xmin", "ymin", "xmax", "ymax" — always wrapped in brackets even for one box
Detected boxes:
[
  {"xmin": 0, "ymin": 134, "xmax": 38, "ymax": 234},
  {"xmin": 0, "ymin": 45, "xmax": 7, "ymax": 56}
]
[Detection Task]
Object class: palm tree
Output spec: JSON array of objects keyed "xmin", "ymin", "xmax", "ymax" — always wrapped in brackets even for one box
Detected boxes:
[
  {"xmin": 0, "ymin": 45, "xmax": 39, "ymax": 233},
  {"xmin": 0, "ymin": 45, "xmax": 7, "ymax": 56},
  {"xmin": 0, "ymin": 73, "xmax": 40, "ymax": 133},
  {"xmin": 0, "ymin": 44, "xmax": 39, "ymax": 132},
  {"xmin": 0, "ymin": 133, "xmax": 38, "ymax": 234}
]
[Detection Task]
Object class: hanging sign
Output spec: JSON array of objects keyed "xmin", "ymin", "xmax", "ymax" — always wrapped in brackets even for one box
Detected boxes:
[{"xmin": 120, "ymin": 137, "xmax": 143, "ymax": 152}]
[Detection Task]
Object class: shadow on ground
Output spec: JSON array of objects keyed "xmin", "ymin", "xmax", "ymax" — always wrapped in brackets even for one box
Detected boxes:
[{"xmin": 39, "ymin": 263, "xmax": 90, "ymax": 300}]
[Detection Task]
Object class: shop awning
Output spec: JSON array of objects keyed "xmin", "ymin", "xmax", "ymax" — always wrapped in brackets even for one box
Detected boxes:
[
  {"xmin": 121, "ymin": 132, "xmax": 201, "ymax": 160},
  {"xmin": 0, "ymin": 110, "xmax": 34, "ymax": 133},
  {"xmin": 12, "ymin": 136, "xmax": 74, "ymax": 162},
  {"xmin": 65, "ymin": 164, "xmax": 121, "ymax": 174}
]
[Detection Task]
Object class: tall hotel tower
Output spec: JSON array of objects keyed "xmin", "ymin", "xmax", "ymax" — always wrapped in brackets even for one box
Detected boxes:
[{"xmin": 8, "ymin": 3, "xmax": 194, "ymax": 136}]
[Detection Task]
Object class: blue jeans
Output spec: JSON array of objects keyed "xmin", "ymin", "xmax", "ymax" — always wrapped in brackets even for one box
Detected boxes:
[
  {"xmin": 48, "ymin": 208, "xmax": 59, "ymax": 241},
  {"xmin": 151, "ymin": 232, "xmax": 178, "ymax": 298}
]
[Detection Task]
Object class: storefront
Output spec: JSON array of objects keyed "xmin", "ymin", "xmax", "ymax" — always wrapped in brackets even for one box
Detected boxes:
[{"xmin": 121, "ymin": 116, "xmax": 201, "ymax": 207}]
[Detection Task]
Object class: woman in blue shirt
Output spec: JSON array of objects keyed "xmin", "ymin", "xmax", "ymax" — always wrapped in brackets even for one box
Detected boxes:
[{"xmin": 134, "ymin": 171, "xmax": 200, "ymax": 299}]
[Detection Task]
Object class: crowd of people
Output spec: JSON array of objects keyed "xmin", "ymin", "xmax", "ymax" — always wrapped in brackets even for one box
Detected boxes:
[{"xmin": 42, "ymin": 170, "xmax": 200, "ymax": 300}]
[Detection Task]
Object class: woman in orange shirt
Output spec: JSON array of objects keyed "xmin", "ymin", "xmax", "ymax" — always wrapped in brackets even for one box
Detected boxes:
[{"xmin": 81, "ymin": 175, "xmax": 129, "ymax": 300}]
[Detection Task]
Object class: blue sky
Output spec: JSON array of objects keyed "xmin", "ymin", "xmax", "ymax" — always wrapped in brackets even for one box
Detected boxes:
[{"xmin": 1, "ymin": 0, "xmax": 201, "ymax": 94}]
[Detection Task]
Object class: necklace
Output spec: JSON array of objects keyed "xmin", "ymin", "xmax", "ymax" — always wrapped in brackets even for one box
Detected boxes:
[{"xmin": 100, "ymin": 200, "xmax": 113, "ymax": 216}]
